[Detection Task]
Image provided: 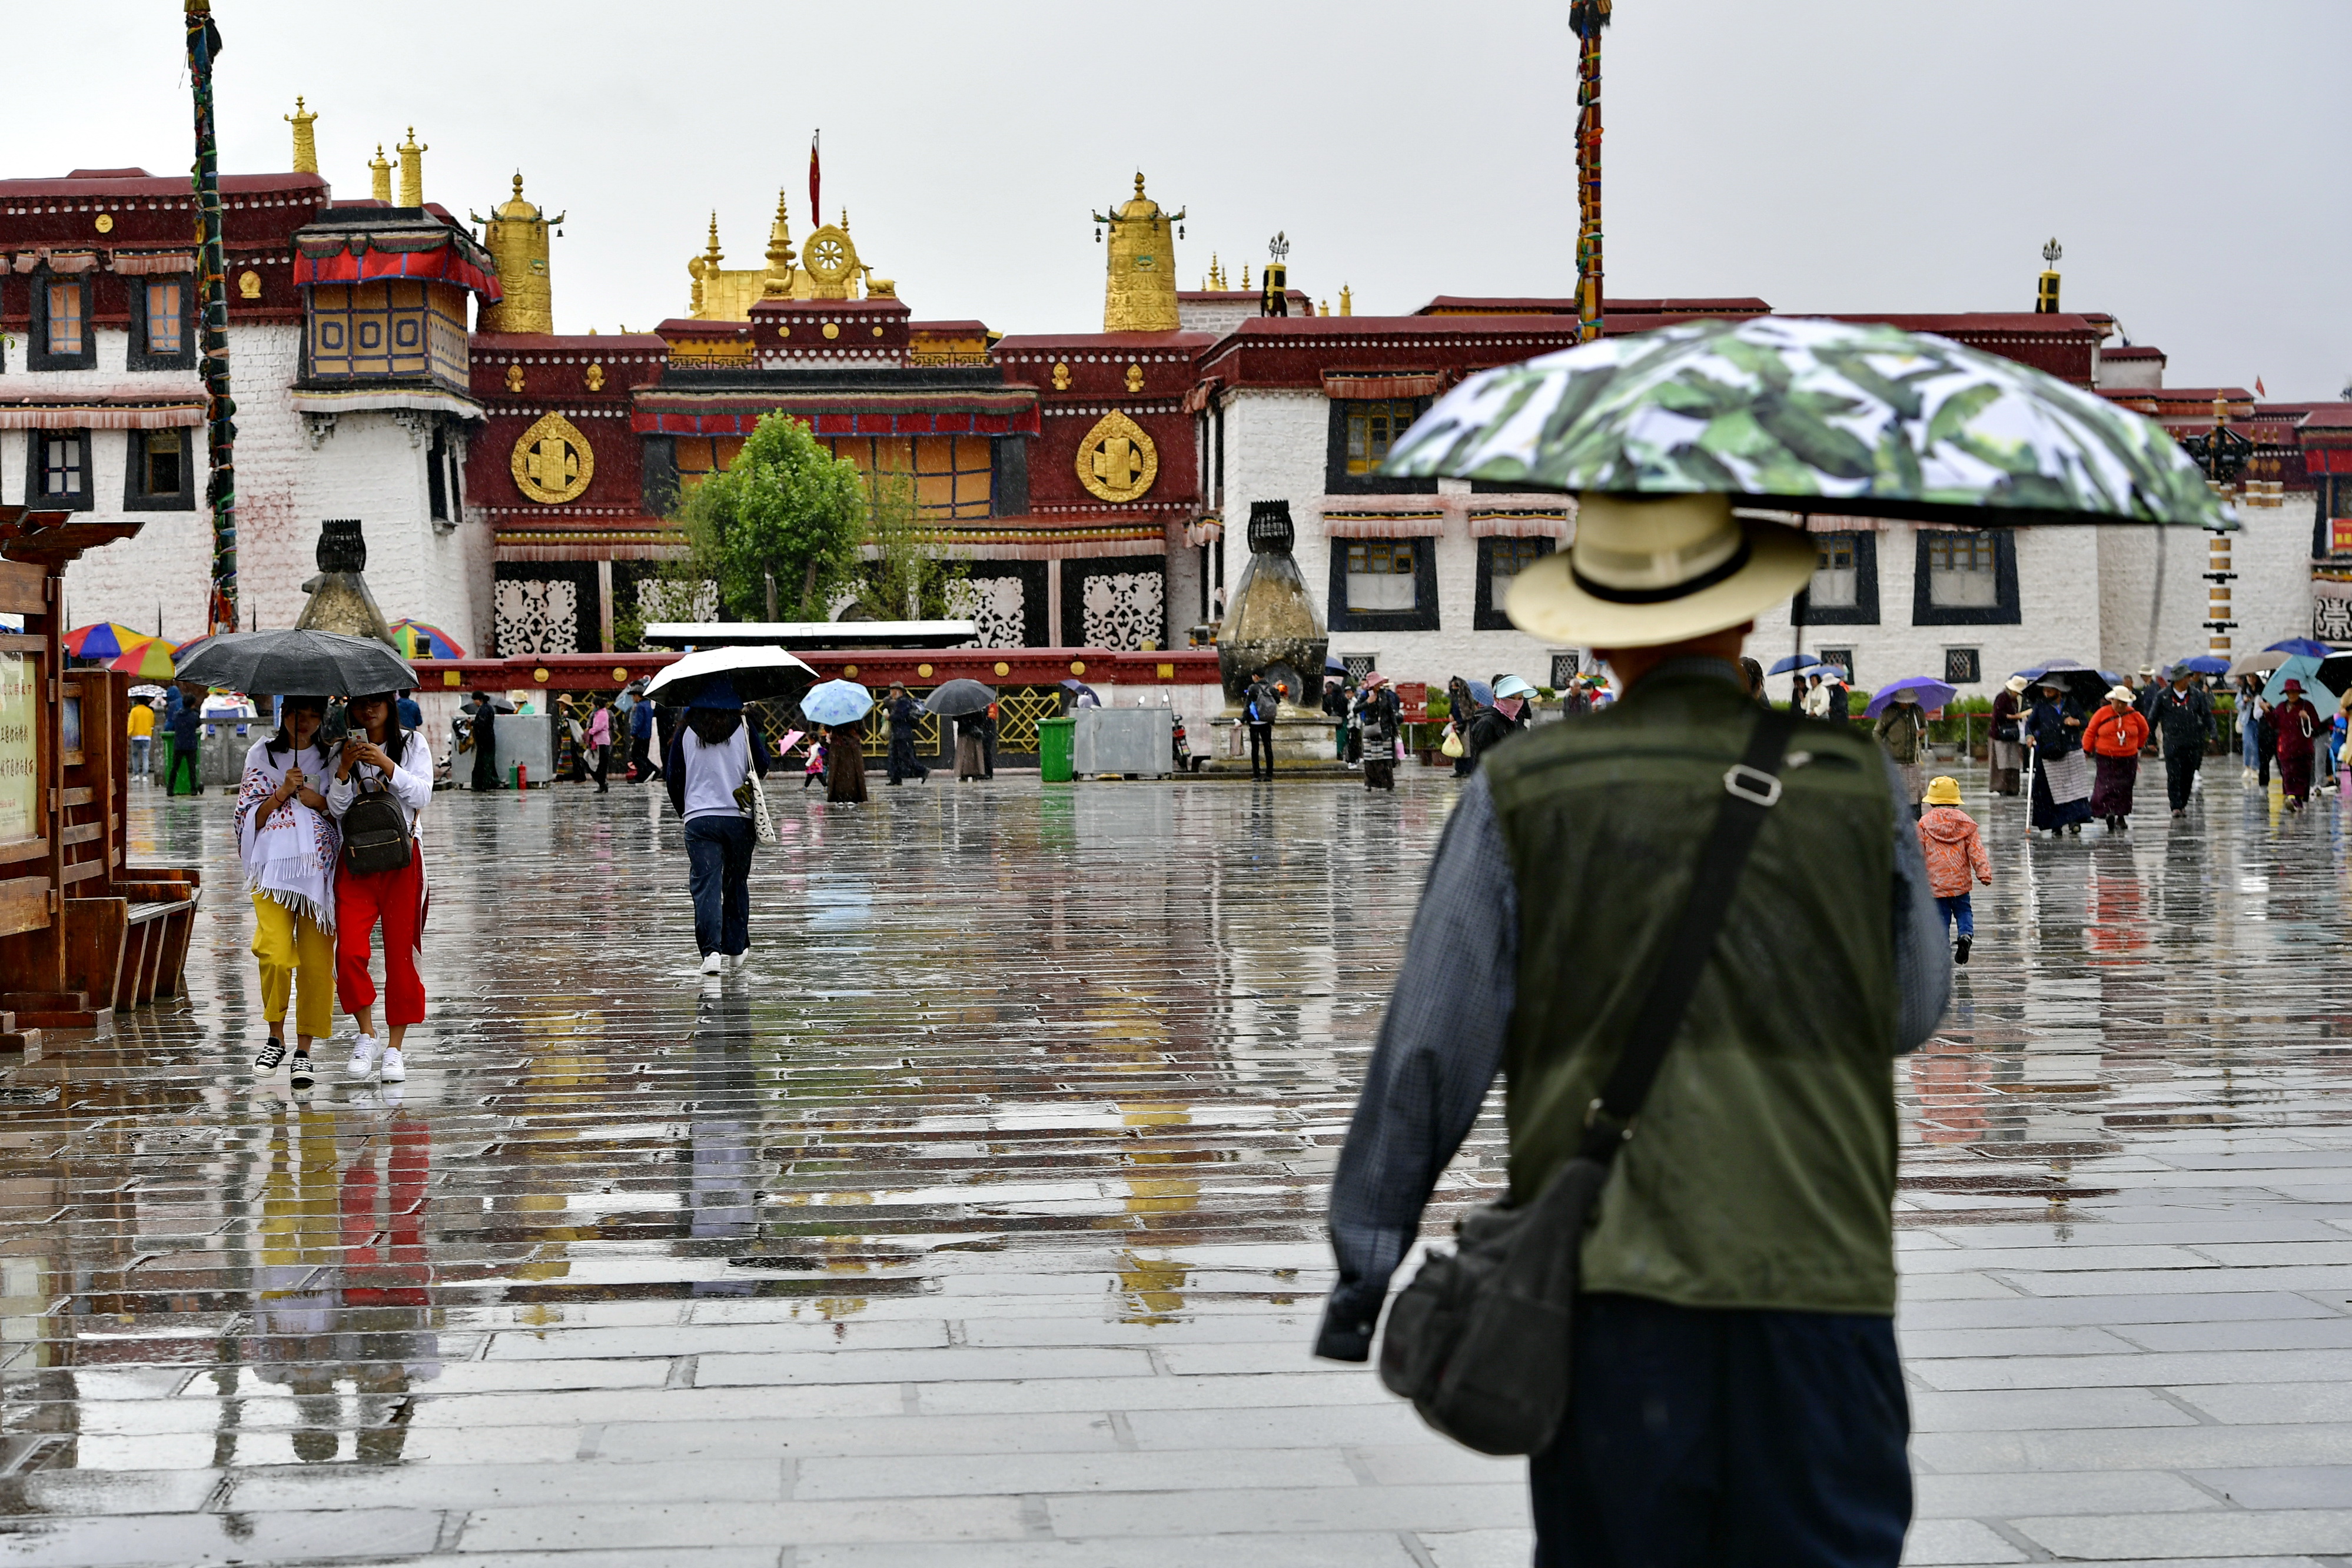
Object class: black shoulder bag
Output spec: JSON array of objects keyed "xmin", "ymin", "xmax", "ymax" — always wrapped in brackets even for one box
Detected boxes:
[
  {"xmin": 1376, "ymin": 708, "xmax": 1799, "ymax": 1456},
  {"xmin": 341, "ymin": 747, "xmax": 415, "ymax": 876}
]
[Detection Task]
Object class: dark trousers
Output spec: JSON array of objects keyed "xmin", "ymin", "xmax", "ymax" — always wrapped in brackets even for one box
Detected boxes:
[
  {"xmin": 684, "ymin": 815, "xmax": 754, "ymax": 957},
  {"xmin": 888, "ymin": 730, "xmax": 927, "ymax": 783},
  {"xmin": 629, "ymin": 735, "xmax": 656, "ymax": 781},
  {"xmin": 1247, "ymin": 723, "xmax": 1274, "ymax": 778},
  {"xmin": 1529, "ymin": 1293, "xmax": 1911, "ymax": 1568},
  {"xmin": 2165, "ymin": 748, "xmax": 2200, "ymax": 810},
  {"xmin": 471, "ymin": 744, "xmax": 500, "ymax": 791},
  {"xmin": 592, "ymin": 744, "xmax": 611, "ymax": 792},
  {"xmin": 165, "ymin": 739, "xmax": 201, "ymax": 796},
  {"xmin": 1936, "ymin": 892, "xmax": 1974, "ymax": 938}
]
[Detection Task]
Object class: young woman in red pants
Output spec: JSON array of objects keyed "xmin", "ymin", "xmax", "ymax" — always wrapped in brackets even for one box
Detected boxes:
[{"xmin": 327, "ymin": 692, "xmax": 433, "ymax": 1081}]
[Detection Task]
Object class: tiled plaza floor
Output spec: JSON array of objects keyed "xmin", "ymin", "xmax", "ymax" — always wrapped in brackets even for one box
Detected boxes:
[{"xmin": 0, "ymin": 759, "xmax": 2347, "ymax": 1565}]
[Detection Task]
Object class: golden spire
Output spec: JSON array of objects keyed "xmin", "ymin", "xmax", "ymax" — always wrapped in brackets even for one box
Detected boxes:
[
  {"xmin": 1319, "ymin": 300, "xmax": 1330, "ymax": 316},
  {"xmin": 1094, "ymin": 172, "xmax": 1184, "ymax": 333},
  {"xmin": 760, "ymin": 188, "xmax": 798, "ymax": 298},
  {"xmin": 471, "ymin": 172, "xmax": 562, "ymax": 336},
  {"xmin": 368, "ymin": 144, "xmax": 391, "ymax": 203},
  {"xmin": 687, "ymin": 212, "xmax": 722, "ymax": 316},
  {"xmin": 1241, "ymin": 263, "xmax": 1251, "ymax": 291},
  {"xmin": 396, "ymin": 127, "xmax": 427, "ymax": 207},
  {"xmin": 285, "ymin": 97, "xmax": 318, "ymax": 175},
  {"xmin": 1339, "ymin": 283, "xmax": 1353, "ymax": 316}
]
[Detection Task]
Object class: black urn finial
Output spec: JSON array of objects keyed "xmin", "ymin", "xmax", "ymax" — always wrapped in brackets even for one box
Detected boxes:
[
  {"xmin": 1246, "ymin": 500, "xmax": 1294, "ymax": 556},
  {"xmin": 316, "ymin": 517, "xmax": 367, "ymax": 573}
]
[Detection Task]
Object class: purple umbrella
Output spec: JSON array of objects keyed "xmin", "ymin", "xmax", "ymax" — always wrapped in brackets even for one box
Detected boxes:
[{"xmin": 1863, "ymin": 676, "xmax": 1958, "ymax": 720}]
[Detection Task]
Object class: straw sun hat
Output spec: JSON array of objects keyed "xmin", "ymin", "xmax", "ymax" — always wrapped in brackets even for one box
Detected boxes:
[{"xmin": 1505, "ymin": 493, "xmax": 1815, "ymax": 648}]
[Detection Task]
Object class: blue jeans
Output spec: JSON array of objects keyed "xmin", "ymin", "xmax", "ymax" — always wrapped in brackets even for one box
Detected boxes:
[
  {"xmin": 1936, "ymin": 892, "xmax": 1974, "ymax": 939},
  {"xmin": 1530, "ymin": 1294, "xmax": 1911, "ymax": 1567},
  {"xmin": 684, "ymin": 815, "xmax": 754, "ymax": 957}
]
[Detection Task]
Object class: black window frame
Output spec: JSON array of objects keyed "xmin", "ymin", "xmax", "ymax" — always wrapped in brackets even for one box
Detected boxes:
[
  {"xmin": 128, "ymin": 275, "xmax": 197, "ymax": 371},
  {"xmin": 1912, "ymin": 528, "xmax": 2020, "ymax": 625},
  {"xmin": 28, "ymin": 429, "xmax": 94, "ymax": 511},
  {"xmin": 1475, "ymin": 534, "xmax": 1556, "ymax": 630},
  {"xmin": 1791, "ymin": 529, "xmax": 1879, "ymax": 625},
  {"xmin": 1328, "ymin": 534, "xmax": 1440, "ymax": 633},
  {"xmin": 427, "ymin": 422, "xmax": 451, "ymax": 521},
  {"xmin": 1325, "ymin": 397, "xmax": 1437, "ymax": 496},
  {"xmin": 1943, "ymin": 647, "xmax": 1982, "ymax": 686},
  {"xmin": 123, "ymin": 428, "xmax": 195, "ymax": 511},
  {"xmin": 28, "ymin": 268, "xmax": 95, "ymax": 372}
]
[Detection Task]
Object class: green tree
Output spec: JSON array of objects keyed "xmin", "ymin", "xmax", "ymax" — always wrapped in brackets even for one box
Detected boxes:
[
  {"xmin": 675, "ymin": 413, "xmax": 866, "ymax": 621},
  {"xmin": 851, "ymin": 467, "xmax": 968, "ymax": 621}
]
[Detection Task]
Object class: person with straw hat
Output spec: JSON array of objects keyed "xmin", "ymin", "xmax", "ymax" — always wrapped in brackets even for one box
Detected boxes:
[
  {"xmin": 1318, "ymin": 492, "xmax": 1947, "ymax": 1566},
  {"xmin": 1988, "ymin": 675, "xmax": 2028, "ymax": 796},
  {"xmin": 2083, "ymin": 685, "xmax": 2151, "ymax": 833}
]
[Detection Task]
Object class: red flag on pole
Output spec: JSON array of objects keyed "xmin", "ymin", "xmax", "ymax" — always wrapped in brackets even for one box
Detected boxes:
[
  {"xmin": 809, "ymin": 131, "xmax": 821, "ymax": 230},
  {"xmin": 2256, "ymin": 376, "xmax": 2267, "ymax": 398}
]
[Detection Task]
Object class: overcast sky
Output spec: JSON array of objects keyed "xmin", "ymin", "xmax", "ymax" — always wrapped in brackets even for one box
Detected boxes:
[{"xmin": 18, "ymin": 1, "xmax": 2349, "ymax": 397}]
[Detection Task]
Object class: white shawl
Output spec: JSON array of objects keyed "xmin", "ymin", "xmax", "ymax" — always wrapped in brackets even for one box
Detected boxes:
[{"xmin": 235, "ymin": 738, "xmax": 340, "ymax": 932}]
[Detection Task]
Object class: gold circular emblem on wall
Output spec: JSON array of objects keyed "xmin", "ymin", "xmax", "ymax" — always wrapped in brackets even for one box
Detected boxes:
[
  {"xmin": 1076, "ymin": 411, "xmax": 1158, "ymax": 504},
  {"xmin": 510, "ymin": 411, "xmax": 595, "ymax": 505},
  {"xmin": 803, "ymin": 225, "xmax": 857, "ymax": 287},
  {"xmin": 94, "ymin": 214, "xmax": 113, "ymax": 233},
  {"xmin": 822, "ymin": 323, "xmax": 839, "ymax": 340}
]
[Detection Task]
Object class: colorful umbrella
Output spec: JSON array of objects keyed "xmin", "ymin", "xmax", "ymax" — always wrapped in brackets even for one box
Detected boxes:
[
  {"xmin": 64, "ymin": 622, "xmax": 154, "ymax": 661},
  {"xmin": 109, "ymin": 640, "xmax": 180, "ymax": 679},
  {"xmin": 1863, "ymin": 676, "xmax": 1957, "ymax": 719},
  {"xmin": 388, "ymin": 619, "xmax": 466, "ymax": 660},
  {"xmin": 1381, "ymin": 317, "xmax": 2235, "ymax": 529}
]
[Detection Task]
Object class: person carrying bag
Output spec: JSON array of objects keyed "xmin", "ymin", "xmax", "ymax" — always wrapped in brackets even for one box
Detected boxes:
[
  {"xmin": 326, "ymin": 692, "xmax": 434, "ymax": 1084},
  {"xmin": 1315, "ymin": 494, "xmax": 1948, "ymax": 1567}
]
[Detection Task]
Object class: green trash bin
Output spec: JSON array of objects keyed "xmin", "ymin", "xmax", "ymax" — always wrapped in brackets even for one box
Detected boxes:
[
  {"xmin": 1038, "ymin": 716, "xmax": 1075, "ymax": 783},
  {"xmin": 160, "ymin": 736, "xmax": 200, "ymax": 796}
]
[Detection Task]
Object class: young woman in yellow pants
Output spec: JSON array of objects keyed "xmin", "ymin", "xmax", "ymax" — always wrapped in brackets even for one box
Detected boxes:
[{"xmin": 235, "ymin": 697, "xmax": 340, "ymax": 1089}]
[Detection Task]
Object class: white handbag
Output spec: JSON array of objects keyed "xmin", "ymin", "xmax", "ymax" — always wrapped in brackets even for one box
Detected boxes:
[{"xmin": 746, "ymin": 767, "xmax": 778, "ymax": 846}]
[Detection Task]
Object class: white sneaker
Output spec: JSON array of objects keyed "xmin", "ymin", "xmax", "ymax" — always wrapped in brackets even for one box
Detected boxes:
[
  {"xmin": 346, "ymin": 1035, "xmax": 381, "ymax": 1077},
  {"xmin": 378, "ymin": 1047, "xmax": 406, "ymax": 1082},
  {"xmin": 726, "ymin": 952, "xmax": 749, "ymax": 972},
  {"xmin": 700, "ymin": 953, "xmax": 723, "ymax": 976}
]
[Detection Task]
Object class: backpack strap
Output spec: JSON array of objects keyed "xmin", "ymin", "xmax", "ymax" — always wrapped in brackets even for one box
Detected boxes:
[{"xmin": 1577, "ymin": 706, "xmax": 1800, "ymax": 1162}]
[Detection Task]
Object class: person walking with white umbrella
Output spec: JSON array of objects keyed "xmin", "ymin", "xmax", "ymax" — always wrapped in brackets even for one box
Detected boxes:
[{"xmin": 663, "ymin": 677, "xmax": 769, "ymax": 975}]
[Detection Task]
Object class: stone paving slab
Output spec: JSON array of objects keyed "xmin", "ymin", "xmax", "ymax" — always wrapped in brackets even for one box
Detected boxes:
[{"xmin": 0, "ymin": 769, "xmax": 2348, "ymax": 1563}]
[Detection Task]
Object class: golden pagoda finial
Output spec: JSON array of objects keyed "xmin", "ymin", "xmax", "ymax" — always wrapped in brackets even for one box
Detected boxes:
[
  {"xmin": 1134, "ymin": 171, "xmax": 1146, "ymax": 199},
  {"xmin": 285, "ymin": 97, "xmax": 318, "ymax": 175},
  {"xmin": 1319, "ymin": 300, "xmax": 1330, "ymax": 316},
  {"xmin": 473, "ymin": 171, "xmax": 560, "ymax": 335},
  {"xmin": 760, "ymin": 188, "xmax": 799, "ymax": 299},
  {"xmin": 1339, "ymin": 283, "xmax": 1353, "ymax": 316},
  {"xmin": 396, "ymin": 127, "xmax": 427, "ymax": 207},
  {"xmin": 368, "ymin": 144, "xmax": 391, "ymax": 204},
  {"xmin": 1241, "ymin": 263, "xmax": 1251, "ymax": 291},
  {"xmin": 703, "ymin": 212, "xmax": 725, "ymax": 269}
]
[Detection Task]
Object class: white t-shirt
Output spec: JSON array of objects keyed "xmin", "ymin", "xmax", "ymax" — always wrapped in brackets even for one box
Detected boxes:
[{"xmin": 681, "ymin": 727, "xmax": 751, "ymax": 820}]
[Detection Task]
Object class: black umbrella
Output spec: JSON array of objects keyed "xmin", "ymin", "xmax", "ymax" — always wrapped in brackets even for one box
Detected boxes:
[
  {"xmin": 174, "ymin": 629, "xmax": 417, "ymax": 698},
  {"xmin": 923, "ymin": 679, "xmax": 996, "ymax": 717},
  {"xmin": 2025, "ymin": 664, "xmax": 2113, "ymax": 713}
]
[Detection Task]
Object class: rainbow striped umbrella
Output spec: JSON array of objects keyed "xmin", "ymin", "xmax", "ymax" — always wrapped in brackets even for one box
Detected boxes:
[
  {"xmin": 64, "ymin": 622, "xmax": 155, "ymax": 661},
  {"xmin": 388, "ymin": 620, "xmax": 465, "ymax": 660},
  {"xmin": 109, "ymin": 640, "xmax": 180, "ymax": 679}
]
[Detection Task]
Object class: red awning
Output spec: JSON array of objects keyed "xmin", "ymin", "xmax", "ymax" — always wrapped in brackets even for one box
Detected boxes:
[
  {"xmin": 293, "ymin": 231, "xmax": 501, "ymax": 302},
  {"xmin": 1321, "ymin": 372, "xmax": 1446, "ymax": 401}
]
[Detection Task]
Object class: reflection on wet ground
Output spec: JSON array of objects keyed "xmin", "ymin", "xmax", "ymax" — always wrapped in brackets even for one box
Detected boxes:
[{"xmin": 0, "ymin": 765, "xmax": 2346, "ymax": 1564}]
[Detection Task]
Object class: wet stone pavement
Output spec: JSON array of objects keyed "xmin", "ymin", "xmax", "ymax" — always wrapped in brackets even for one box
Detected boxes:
[{"xmin": 0, "ymin": 763, "xmax": 2350, "ymax": 1565}]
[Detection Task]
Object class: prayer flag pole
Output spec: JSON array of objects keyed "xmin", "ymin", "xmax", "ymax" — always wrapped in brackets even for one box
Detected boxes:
[{"xmin": 185, "ymin": 1, "xmax": 237, "ymax": 633}]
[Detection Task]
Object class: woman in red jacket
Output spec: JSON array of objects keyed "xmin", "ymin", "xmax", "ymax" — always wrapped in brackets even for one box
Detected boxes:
[
  {"xmin": 2082, "ymin": 684, "xmax": 2151, "ymax": 833},
  {"xmin": 2275, "ymin": 677, "xmax": 2323, "ymax": 808}
]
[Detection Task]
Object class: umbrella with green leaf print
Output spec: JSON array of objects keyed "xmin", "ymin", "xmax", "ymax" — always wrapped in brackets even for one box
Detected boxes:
[{"xmin": 1380, "ymin": 316, "xmax": 2234, "ymax": 529}]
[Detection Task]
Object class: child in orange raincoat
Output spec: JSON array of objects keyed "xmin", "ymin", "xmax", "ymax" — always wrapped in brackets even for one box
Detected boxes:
[{"xmin": 1918, "ymin": 775, "xmax": 1994, "ymax": 965}]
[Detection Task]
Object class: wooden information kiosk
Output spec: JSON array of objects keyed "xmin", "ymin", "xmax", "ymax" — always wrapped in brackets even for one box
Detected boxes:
[{"xmin": 0, "ymin": 509, "xmax": 201, "ymax": 1051}]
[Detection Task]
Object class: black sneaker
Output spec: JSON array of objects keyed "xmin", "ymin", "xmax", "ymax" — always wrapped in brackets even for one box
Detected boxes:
[
  {"xmin": 254, "ymin": 1037, "xmax": 287, "ymax": 1072},
  {"xmin": 1954, "ymin": 936, "xmax": 1972, "ymax": 966},
  {"xmin": 288, "ymin": 1051, "xmax": 314, "ymax": 1089}
]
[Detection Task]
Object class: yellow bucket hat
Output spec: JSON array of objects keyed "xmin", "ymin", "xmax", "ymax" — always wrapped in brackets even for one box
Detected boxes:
[{"xmin": 1925, "ymin": 775, "xmax": 1962, "ymax": 806}]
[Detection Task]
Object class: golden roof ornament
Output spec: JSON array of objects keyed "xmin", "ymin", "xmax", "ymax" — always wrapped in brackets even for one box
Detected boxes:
[
  {"xmin": 285, "ymin": 97, "xmax": 318, "ymax": 175},
  {"xmin": 368, "ymin": 144, "xmax": 391, "ymax": 204},
  {"xmin": 760, "ymin": 189, "xmax": 798, "ymax": 297},
  {"xmin": 1340, "ymin": 284, "xmax": 1353, "ymax": 316},
  {"xmin": 1095, "ymin": 172, "xmax": 1185, "ymax": 333},
  {"xmin": 396, "ymin": 128, "xmax": 427, "ymax": 207},
  {"xmin": 472, "ymin": 172, "xmax": 563, "ymax": 335}
]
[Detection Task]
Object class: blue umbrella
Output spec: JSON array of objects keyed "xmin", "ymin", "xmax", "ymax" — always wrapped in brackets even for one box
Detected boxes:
[
  {"xmin": 1060, "ymin": 679, "xmax": 1098, "ymax": 703},
  {"xmin": 2265, "ymin": 638, "xmax": 2334, "ymax": 658},
  {"xmin": 800, "ymin": 679, "xmax": 874, "ymax": 727},
  {"xmin": 1325, "ymin": 656, "xmax": 1348, "ymax": 675},
  {"xmin": 2262, "ymin": 655, "xmax": 2328, "ymax": 709},
  {"xmin": 1766, "ymin": 653, "xmax": 1824, "ymax": 676},
  {"xmin": 1466, "ymin": 680, "xmax": 1494, "ymax": 706},
  {"xmin": 1863, "ymin": 677, "xmax": 1958, "ymax": 720},
  {"xmin": 2172, "ymin": 655, "xmax": 2229, "ymax": 676}
]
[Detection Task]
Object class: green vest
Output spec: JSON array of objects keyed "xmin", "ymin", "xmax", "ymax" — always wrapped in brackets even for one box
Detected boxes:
[{"xmin": 1483, "ymin": 672, "xmax": 1902, "ymax": 1316}]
